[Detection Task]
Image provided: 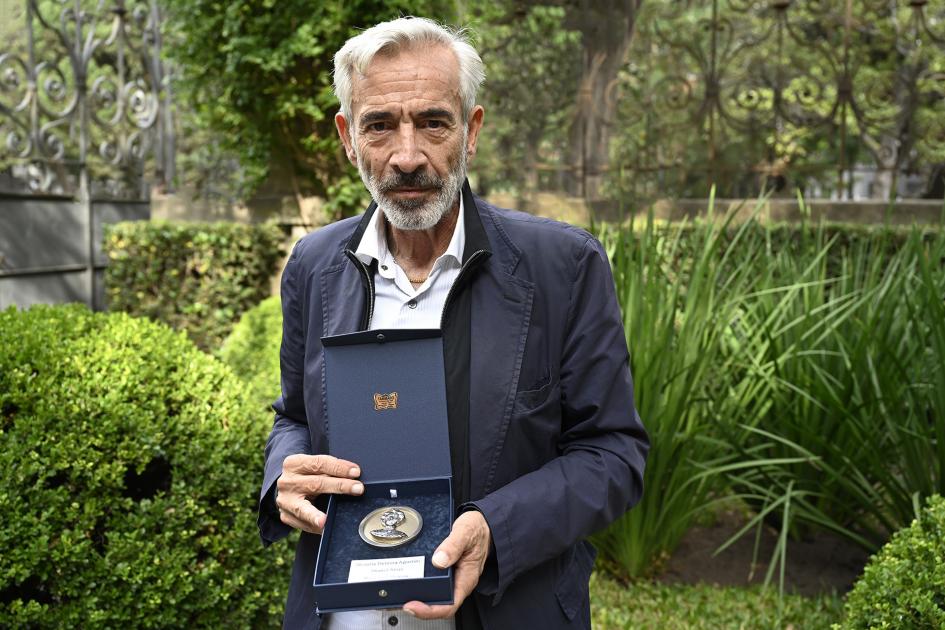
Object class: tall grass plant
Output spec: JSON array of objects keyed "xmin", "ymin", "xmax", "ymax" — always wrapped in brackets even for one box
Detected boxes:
[{"xmin": 592, "ymin": 197, "xmax": 945, "ymax": 581}]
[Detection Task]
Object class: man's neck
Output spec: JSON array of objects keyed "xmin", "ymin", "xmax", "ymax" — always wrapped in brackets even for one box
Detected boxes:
[{"xmin": 385, "ymin": 202, "xmax": 460, "ymax": 268}]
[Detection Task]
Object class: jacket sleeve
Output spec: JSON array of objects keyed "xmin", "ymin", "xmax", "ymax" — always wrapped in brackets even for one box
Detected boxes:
[
  {"xmin": 258, "ymin": 242, "xmax": 313, "ymax": 546},
  {"xmin": 467, "ymin": 236, "xmax": 649, "ymax": 602}
]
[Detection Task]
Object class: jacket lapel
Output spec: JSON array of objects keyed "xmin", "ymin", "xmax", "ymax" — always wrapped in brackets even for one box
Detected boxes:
[
  {"xmin": 467, "ymin": 204, "xmax": 535, "ymax": 499},
  {"xmin": 320, "ymin": 263, "xmax": 367, "ymax": 337},
  {"xmin": 322, "ymin": 201, "xmax": 379, "ymax": 337}
]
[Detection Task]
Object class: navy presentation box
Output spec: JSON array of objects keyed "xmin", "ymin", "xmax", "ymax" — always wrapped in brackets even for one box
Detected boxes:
[{"xmin": 313, "ymin": 329, "xmax": 454, "ymax": 614}]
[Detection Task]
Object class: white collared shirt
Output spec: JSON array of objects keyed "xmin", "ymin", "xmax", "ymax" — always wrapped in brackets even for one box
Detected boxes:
[
  {"xmin": 326, "ymin": 200, "xmax": 464, "ymax": 630},
  {"xmin": 354, "ymin": 197, "xmax": 465, "ymax": 331}
]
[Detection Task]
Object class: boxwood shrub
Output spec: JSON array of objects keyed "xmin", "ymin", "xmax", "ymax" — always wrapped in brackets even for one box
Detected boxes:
[
  {"xmin": 219, "ymin": 296, "xmax": 283, "ymax": 412},
  {"xmin": 0, "ymin": 305, "xmax": 294, "ymax": 628},
  {"xmin": 836, "ymin": 495, "xmax": 945, "ymax": 629},
  {"xmin": 105, "ymin": 221, "xmax": 285, "ymax": 350}
]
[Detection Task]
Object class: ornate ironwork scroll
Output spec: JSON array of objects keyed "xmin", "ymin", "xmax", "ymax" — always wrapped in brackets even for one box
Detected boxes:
[
  {"xmin": 612, "ymin": 0, "xmax": 945, "ymax": 201},
  {"xmin": 0, "ymin": 0, "xmax": 169, "ymax": 199}
]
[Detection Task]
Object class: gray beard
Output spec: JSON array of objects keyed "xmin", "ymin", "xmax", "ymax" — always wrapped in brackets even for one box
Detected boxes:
[{"xmin": 355, "ymin": 132, "xmax": 467, "ymax": 231}]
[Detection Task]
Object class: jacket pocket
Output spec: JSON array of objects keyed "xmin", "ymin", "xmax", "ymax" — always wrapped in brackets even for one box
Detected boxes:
[
  {"xmin": 554, "ymin": 539, "xmax": 597, "ymax": 621},
  {"xmin": 514, "ymin": 376, "xmax": 557, "ymax": 412}
]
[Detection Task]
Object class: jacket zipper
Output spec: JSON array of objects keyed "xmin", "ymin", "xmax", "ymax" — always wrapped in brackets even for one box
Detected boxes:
[
  {"xmin": 344, "ymin": 250, "xmax": 375, "ymax": 330},
  {"xmin": 346, "ymin": 248, "xmax": 487, "ymax": 330}
]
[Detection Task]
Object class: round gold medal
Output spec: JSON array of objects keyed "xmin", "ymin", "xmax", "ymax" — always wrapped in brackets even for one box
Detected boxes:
[{"xmin": 358, "ymin": 506, "xmax": 423, "ymax": 548}]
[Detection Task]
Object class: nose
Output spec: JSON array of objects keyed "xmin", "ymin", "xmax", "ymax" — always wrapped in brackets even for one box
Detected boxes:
[{"xmin": 389, "ymin": 123, "xmax": 427, "ymax": 174}]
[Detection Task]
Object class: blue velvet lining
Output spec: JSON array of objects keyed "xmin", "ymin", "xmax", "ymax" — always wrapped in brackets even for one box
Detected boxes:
[{"xmin": 320, "ymin": 478, "xmax": 452, "ymax": 585}]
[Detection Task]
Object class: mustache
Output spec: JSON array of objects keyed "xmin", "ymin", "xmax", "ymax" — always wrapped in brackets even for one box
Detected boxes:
[{"xmin": 375, "ymin": 169, "xmax": 444, "ymax": 193}]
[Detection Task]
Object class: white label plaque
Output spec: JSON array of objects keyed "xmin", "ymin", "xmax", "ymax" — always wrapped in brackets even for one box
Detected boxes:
[{"xmin": 347, "ymin": 556, "xmax": 425, "ymax": 583}]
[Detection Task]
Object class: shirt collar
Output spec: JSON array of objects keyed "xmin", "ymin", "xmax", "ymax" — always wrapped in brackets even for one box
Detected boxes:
[{"xmin": 354, "ymin": 195, "xmax": 466, "ymax": 267}]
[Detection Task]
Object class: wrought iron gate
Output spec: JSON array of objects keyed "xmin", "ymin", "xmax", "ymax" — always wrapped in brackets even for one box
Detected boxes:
[
  {"xmin": 0, "ymin": 0, "xmax": 172, "ymax": 310},
  {"xmin": 610, "ymin": 0, "xmax": 945, "ymax": 203}
]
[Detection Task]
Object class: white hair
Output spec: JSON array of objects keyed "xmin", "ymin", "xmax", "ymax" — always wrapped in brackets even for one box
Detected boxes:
[{"xmin": 332, "ymin": 17, "xmax": 485, "ymax": 123}]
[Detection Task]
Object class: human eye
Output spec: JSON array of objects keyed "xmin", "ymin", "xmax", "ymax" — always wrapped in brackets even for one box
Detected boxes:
[{"xmin": 367, "ymin": 121, "xmax": 390, "ymax": 133}]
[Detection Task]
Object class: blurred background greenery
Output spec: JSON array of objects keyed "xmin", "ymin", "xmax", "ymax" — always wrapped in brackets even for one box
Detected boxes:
[
  {"xmin": 151, "ymin": 0, "xmax": 945, "ymax": 219},
  {"xmin": 3, "ymin": 1, "xmax": 945, "ymax": 628}
]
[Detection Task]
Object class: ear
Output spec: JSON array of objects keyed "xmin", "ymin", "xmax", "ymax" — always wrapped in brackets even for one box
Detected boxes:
[
  {"xmin": 335, "ymin": 112, "xmax": 358, "ymax": 166},
  {"xmin": 464, "ymin": 105, "xmax": 485, "ymax": 160}
]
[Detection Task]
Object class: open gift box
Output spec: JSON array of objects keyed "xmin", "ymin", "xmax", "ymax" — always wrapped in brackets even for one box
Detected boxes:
[{"xmin": 313, "ymin": 329, "xmax": 455, "ymax": 614}]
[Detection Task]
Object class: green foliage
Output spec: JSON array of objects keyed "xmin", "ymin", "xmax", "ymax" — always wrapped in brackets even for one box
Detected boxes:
[
  {"xmin": 591, "ymin": 573, "xmax": 843, "ymax": 629},
  {"xmin": 219, "ymin": 296, "xmax": 283, "ymax": 412},
  {"xmin": 593, "ymin": 200, "xmax": 945, "ymax": 581},
  {"xmin": 718, "ymin": 223, "xmax": 945, "ymax": 567},
  {"xmin": 592, "ymin": 199, "xmax": 777, "ymax": 577},
  {"xmin": 104, "ymin": 221, "xmax": 284, "ymax": 350},
  {"xmin": 464, "ymin": 2, "xmax": 581, "ymax": 197},
  {"xmin": 835, "ymin": 495, "xmax": 945, "ymax": 629},
  {"xmin": 0, "ymin": 305, "xmax": 294, "ymax": 627},
  {"xmin": 162, "ymin": 0, "xmax": 454, "ymax": 209}
]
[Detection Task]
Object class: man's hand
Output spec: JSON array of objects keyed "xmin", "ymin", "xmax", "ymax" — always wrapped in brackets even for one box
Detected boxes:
[
  {"xmin": 276, "ymin": 454, "xmax": 363, "ymax": 534},
  {"xmin": 402, "ymin": 510, "xmax": 491, "ymax": 619}
]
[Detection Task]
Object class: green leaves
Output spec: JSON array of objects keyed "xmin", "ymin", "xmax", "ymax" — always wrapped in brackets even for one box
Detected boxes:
[
  {"xmin": 835, "ymin": 495, "xmax": 945, "ymax": 629},
  {"xmin": 104, "ymin": 220, "xmax": 285, "ymax": 351},
  {"xmin": 218, "ymin": 296, "xmax": 283, "ymax": 412},
  {"xmin": 0, "ymin": 305, "xmax": 294, "ymax": 627},
  {"xmin": 592, "ymin": 208, "xmax": 945, "ymax": 584},
  {"xmin": 162, "ymin": 0, "xmax": 455, "ymax": 203}
]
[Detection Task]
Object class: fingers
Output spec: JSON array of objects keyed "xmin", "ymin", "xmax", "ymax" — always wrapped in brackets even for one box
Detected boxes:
[
  {"xmin": 277, "ymin": 496, "xmax": 327, "ymax": 534},
  {"xmin": 294, "ymin": 475, "xmax": 364, "ymax": 497},
  {"xmin": 283, "ymin": 453, "xmax": 361, "ymax": 479},
  {"xmin": 431, "ymin": 532, "xmax": 462, "ymax": 569},
  {"xmin": 432, "ymin": 511, "xmax": 490, "ymax": 569},
  {"xmin": 278, "ymin": 454, "xmax": 364, "ymax": 499},
  {"xmin": 276, "ymin": 454, "xmax": 364, "ymax": 535},
  {"xmin": 402, "ymin": 601, "xmax": 457, "ymax": 619},
  {"xmin": 404, "ymin": 512, "xmax": 492, "ymax": 620}
]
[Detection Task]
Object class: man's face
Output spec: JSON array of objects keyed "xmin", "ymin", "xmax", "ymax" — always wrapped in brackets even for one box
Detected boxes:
[{"xmin": 336, "ymin": 45, "xmax": 484, "ymax": 230}]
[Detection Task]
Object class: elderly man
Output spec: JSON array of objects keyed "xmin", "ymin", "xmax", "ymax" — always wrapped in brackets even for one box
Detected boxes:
[{"xmin": 258, "ymin": 17, "xmax": 648, "ymax": 630}]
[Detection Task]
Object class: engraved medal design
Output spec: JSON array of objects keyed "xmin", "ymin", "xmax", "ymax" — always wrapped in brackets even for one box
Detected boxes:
[{"xmin": 359, "ymin": 506, "xmax": 423, "ymax": 548}]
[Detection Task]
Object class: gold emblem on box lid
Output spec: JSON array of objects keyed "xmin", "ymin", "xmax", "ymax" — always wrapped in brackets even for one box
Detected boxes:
[{"xmin": 374, "ymin": 392, "xmax": 398, "ymax": 411}]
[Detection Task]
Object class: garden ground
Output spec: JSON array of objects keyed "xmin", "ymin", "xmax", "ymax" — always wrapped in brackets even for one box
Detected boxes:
[
  {"xmin": 661, "ymin": 508, "xmax": 870, "ymax": 596},
  {"xmin": 592, "ymin": 506, "xmax": 869, "ymax": 628}
]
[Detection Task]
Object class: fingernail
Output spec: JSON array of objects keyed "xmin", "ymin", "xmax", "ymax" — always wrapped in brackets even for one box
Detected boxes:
[
  {"xmin": 402, "ymin": 608, "xmax": 416, "ymax": 617},
  {"xmin": 432, "ymin": 551, "xmax": 448, "ymax": 568},
  {"xmin": 315, "ymin": 515, "xmax": 325, "ymax": 528},
  {"xmin": 349, "ymin": 467, "xmax": 360, "ymax": 477},
  {"xmin": 352, "ymin": 482, "xmax": 364, "ymax": 495}
]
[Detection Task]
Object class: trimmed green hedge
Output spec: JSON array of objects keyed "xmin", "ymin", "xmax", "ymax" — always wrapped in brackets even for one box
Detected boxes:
[
  {"xmin": 219, "ymin": 296, "xmax": 283, "ymax": 411},
  {"xmin": 0, "ymin": 305, "xmax": 294, "ymax": 627},
  {"xmin": 836, "ymin": 495, "xmax": 945, "ymax": 629},
  {"xmin": 105, "ymin": 221, "xmax": 285, "ymax": 350}
]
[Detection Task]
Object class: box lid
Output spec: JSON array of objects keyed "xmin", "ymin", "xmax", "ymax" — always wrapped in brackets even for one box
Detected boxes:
[{"xmin": 322, "ymin": 329, "xmax": 451, "ymax": 483}]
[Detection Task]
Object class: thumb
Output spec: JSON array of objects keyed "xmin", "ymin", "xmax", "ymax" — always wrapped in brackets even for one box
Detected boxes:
[{"xmin": 432, "ymin": 532, "xmax": 463, "ymax": 569}]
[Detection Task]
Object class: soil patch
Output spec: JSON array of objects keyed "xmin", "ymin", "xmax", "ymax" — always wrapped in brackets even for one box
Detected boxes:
[{"xmin": 658, "ymin": 510, "xmax": 872, "ymax": 596}]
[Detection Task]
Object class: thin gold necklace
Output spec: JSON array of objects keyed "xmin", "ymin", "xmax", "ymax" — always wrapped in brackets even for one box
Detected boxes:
[{"xmin": 392, "ymin": 255, "xmax": 429, "ymax": 284}]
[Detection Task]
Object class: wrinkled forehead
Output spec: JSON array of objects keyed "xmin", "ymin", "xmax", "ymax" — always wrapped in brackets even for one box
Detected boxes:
[{"xmin": 350, "ymin": 43, "xmax": 462, "ymax": 116}]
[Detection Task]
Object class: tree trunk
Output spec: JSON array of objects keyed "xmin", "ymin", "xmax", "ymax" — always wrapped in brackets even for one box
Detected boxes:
[{"xmin": 565, "ymin": 0, "xmax": 643, "ymax": 199}]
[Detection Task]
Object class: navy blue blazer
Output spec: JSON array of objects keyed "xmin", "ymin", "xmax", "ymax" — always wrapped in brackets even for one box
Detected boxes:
[{"xmin": 258, "ymin": 184, "xmax": 648, "ymax": 629}]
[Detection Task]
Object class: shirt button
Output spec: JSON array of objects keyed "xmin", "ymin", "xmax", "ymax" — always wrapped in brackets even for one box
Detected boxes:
[
  {"xmin": 388, "ymin": 615, "xmax": 399, "ymax": 626},
  {"xmin": 407, "ymin": 299, "xmax": 418, "ymax": 309},
  {"xmin": 381, "ymin": 264, "xmax": 388, "ymax": 271}
]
